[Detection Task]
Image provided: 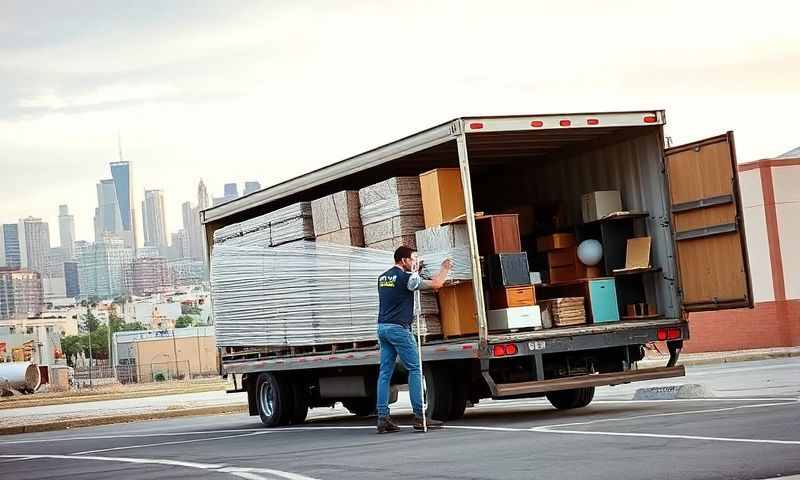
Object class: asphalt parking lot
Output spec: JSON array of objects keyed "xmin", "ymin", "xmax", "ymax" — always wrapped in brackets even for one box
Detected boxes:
[{"xmin": 2, "ymin": 358, "xmax": 799, "ymax": 480}]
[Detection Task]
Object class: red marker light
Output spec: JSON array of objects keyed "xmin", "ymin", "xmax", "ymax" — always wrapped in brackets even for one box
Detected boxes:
[
  {"xmin": 469, "ymin": 122, "xmax": 484, "ymax": 130},
  {"xmin": 493, "ymin": 345, "xmax": 507, "ymax": 357},
  {"xmin": 530, "ymin": 120, "xmax": 544, "ymax": 127},
  {"xmin": 559, "ymin": 120, "xmax": 571, "ymax": 127},
  {"xmin": 587, "ymin": 118, "xmax": 599, "ymax": 125},
  {"xmin": 643, "ymin": 115, "xmax": 657, "ymax": 123}
]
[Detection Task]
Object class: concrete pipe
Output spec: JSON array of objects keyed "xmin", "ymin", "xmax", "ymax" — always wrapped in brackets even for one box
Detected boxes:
[{"xmin": 0, "ymin": 362, "xmax": 41, "ymax": 393}]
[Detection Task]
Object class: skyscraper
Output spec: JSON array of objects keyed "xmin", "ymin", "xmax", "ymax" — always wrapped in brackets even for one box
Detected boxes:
[
  {"xmin": 224, "ymin": 183, "xmax": 239, "ymax": 198},
  {"xmin": 110, "ymin": 161, "xmax": 137, "ymax": 249},
  {"xmin": 58, "ymin": 204, "xmax": 76, "ymax": 259},
  {"xmin": 0, "ymin": 268, "xmax": 44, "ymax": 320},
  {"xmin": 142, "ymin": 189, "xmax": 168, "ymax": 256},
  {"xmin": 64, "ymin": 261, "xmax": 80, "ymax": 299},
  {"xmin": 19, "ymin": 217, "xmax": 51, "ymax": 275},
  {"xmin": 76, "ymin": 237, "xmax": 132, "ymax": 299},
  {"xmin": 94, "ymin": 178, "xmax": 123, "ymax": 241},
  {"xmin": 0, "ymin": 224, "xmax": 22, "ymax": 268},
  {"xmin": 197, "ymin": 179, "xmax": 210, "ymax": 211},
  {"xmin": 244, "ymin": 181, "xmax": 261, "ymax": 195}
]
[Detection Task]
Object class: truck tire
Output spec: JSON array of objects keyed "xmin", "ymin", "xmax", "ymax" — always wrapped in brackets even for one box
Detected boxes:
[
  {"xmin": 256, "ymin": 373, "xmax": 293, "ymax": 427},
  {"xmin": 424, "ymin": 365, "xmax": 453, "ymax": 421},
  {"xmin": 342, "ymin": 398, "xmax": 376, "ymax": 417},
  {"xmin": 289, "ymin": 379, "xmax": 309, "ymax": 424},
  {"xmin": 448, "ymin": 380, "xmax": 468, "ymax": 420},
  {"xmin": 546, "ymin": 387, "xmax": 595, "ymax": 410}
]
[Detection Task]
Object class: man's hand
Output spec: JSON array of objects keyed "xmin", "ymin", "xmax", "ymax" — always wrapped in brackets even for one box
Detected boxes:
[{"xmin": 441, "ymin": 258, "xmax": 454, "ymax": 271}]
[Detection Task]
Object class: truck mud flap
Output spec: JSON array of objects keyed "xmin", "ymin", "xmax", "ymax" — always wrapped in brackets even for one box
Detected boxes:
[{"xmin": 492, "ymin": 366, "xmax": 685, "ymax": 398}]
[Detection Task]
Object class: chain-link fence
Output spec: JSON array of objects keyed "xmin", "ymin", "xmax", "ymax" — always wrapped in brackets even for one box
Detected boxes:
[{"xmin": 73, "ymin": 360, "xmax": 218, "ymax": 386}]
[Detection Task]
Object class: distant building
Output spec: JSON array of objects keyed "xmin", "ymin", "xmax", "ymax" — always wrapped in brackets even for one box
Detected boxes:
[
  {"xmin": 76, "ymin": 237, "xmax": 133, "ymax": 299},
  {"xmin": 169, "ymin": 230, "xmax": 189, "ymax": 260},
  {"xmin": 0, "ymin": 268, "xmax": 44, "ymax": 320},
  {"xmin": 224, "ymin": 183, "xmax": 239, "ymax": 198},
  {"xmin": 169, "ymin": 258, "xmax": 207, "ymax": 286},
  {"xmin": 136, "ymin": 245, "xmax": 160, "ymax": 258},
  {"xmin": 94, "ymin": 178, "xmax": 123, "ymax": 242},
  {"xmin": 57, "ymin": 205, "xmax": 76, "ymax": 259},
  {"xmin": 129, "ymin": 257, "xmax": 172, "ymax": 296},
  {"xmin": 0, "ymin": 224, "xmax": 22, "ymax": 268},
  {"xmin": 110, "ymin": 161, "xmax": 137, "ymax": 249},
  {"xmin": 64, "ymin": 261, "xmax": 80, "ymax": 299},
  {"xmin": 19, "ymin": 217, "xmax": 51, "ymax": 275},
  {"xmin": 43, "ymin": 247, "xmax": 68, "ymax": 300},
  {"xmin": 114, "ymin": 326, "xmax": 216, "ymax": 381},
  {"xmin": 142, "ymin": 189, "xmax": 168, "ymax": 256},
  {"xmin": 197, "ymin": 180, "xmax": 210, "ymax": 211},
  {"xmin": 243, "ymin": 181, "xmax": 261, "ymax": 195}
]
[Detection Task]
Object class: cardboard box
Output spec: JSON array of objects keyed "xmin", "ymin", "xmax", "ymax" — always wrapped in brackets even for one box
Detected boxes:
[
  {"xmin": 415, "ymin": 224, "xmax": 472, "ymax": 282},
  {"xmin": 316, "ymin": 227, "xmax": 364, "ymax": 247},
  {"xmin": 363, "ymin": 215, "xmax": 424, "ymax": 245},
  {"xmin": 420, "ymin": 168, "xmax": 466, "ymax": 228},
  {"xmin": 367, "ymin": 235, "xmax": 417, "ymax": 252},
  {"xmin": 536, "ymin": 233, "xmax": 576, "ymax": 252},
  {"xmin": 581, "ymin": 190, "xmax": 622, "ymax": 223},
  {"xmin": 311, "ymin": 191, "xmax": 361, "ymax": 237},
  {"xmin": 476, "ymin": 214, "xmax": 521, "ymax": 254},
  {"xmin": 487, "ymin": 252, "xmax": 531, "ymax": 288},
  {"xmin": 438, "ymin": 282, "xmax": 478, "ymax": 338},
  {"xmin": 488, "ymin": 285, "xmax": 535, "ymax": 309},
  {"xmin": 487, "ymin": 305, "xmax": 542, "ymax": 331}
]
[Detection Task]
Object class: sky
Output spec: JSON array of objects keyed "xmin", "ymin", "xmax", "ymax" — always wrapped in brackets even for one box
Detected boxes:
[{"xmin": 1, "ymin": 0, "xmax": 799, "ymax": 244}]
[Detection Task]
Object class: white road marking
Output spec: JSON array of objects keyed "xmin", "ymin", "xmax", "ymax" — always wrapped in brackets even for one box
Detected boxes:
[
  {"xmin": 533, "ymin": 400, "xmax": 800, "ymax": 429},
  {"xmin": 72, "ymin": 431, "xmax": 268, "ymax": 455},
  {"xmin": 0, "ymin": 454, "xmax": 321, "ymax": 480},
  {"xmin": 531, "ymin": 428, "xmax": 800, "ymax": 446}
]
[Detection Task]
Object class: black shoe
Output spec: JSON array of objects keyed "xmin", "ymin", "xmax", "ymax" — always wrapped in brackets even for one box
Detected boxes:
[
  {"xmin": 413, "ymin": 416, "xmax": 444, "ymax": 431},
  {"xmin": 377, "ymin": 416, "xmax": 401, "ymax": 434}
]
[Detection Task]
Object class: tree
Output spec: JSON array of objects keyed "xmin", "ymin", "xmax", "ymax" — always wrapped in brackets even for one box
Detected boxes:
[
  {"xmin": 119, "ymin": 321, "xmax": 148, "ymax": 332},
  {"xmin": 81, "ymin": 311, "xmax": 101, "ymax": 333},
  {"xmin": 175, "ymin": 315, "xmax": 196, "ymax": 328},
  {"xmin": 61, "ymin": 335, "xmax": 85, "ymax": 366},
  {"xmin": 180, "ymin": 304, "xmax": 202, "ymax": 315}
]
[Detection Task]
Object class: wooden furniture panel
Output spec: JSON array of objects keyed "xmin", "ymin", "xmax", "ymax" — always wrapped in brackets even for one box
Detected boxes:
[
  {"xmin": 476, "ymin": 214, "xmax": 521, "ymax": 254},
  {"xmin": 438, "ymin": 282, "xmax": 478, "ymax": 337},
  {"xmin": 420, "ymin": 168, "xmax": 466, "ymax": 228},
  {"xmin": 488, "ymin": 285, "xmax": 535, "ymax": 309}
]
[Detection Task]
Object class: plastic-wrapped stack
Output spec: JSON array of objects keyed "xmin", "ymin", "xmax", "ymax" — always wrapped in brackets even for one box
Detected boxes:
[
  {"xmin": 415, "ymin": 223, "xmax": 473, "ymax": 282},
  {"xmin": 415, "ymin": 291, "xmax": 442, "ymax": 337},
  {"xmin": 213, "ymin": 202, "xmax": 314, "ymax": 247},
  {"xmin": 212, "ymin": 241, "xmax": 394, "ymax": 347},
  {"xmin": 311, "ymin": 191, "xmax": 364, "ymax": 246},
  {"xmin": 359, "ymin": 177, "xmax": 424, "ymax": 251}
]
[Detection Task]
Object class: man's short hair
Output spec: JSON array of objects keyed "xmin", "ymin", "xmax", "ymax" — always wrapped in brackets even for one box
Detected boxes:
[{"xmin": 394, "ymin": 245, "xmax": 415, "ymax": 263}]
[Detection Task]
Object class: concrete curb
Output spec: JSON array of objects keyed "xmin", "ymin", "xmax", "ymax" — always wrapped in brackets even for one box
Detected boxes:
[
  {"xmin": 639, "ymin": 347, "xmax": 800, "ymax": 369},
  {"xmin": 0, "ymin": 404, "xmax": 248, "ymax": 436}
]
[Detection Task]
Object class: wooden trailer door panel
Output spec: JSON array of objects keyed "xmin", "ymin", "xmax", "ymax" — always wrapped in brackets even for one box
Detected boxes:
[{"xmin": 664, "ymin": 132, "xmax": 753, "ymax": 312}]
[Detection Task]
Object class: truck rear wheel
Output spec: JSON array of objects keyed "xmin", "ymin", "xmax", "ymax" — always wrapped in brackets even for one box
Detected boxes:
[
  {"xmin": 424, "ymin": 364, "xmax": 453, "ymax": 421},
  {"xmin": 256, "ymin": 373, "xmax": 293, "ymax": 427},
  {"xmin": 546, "ymin": 387, "xmax": 595, "ymax": 410},
  {"xmin": 289, "ymin": 379, "xmax": 309, "ymax": 424}
]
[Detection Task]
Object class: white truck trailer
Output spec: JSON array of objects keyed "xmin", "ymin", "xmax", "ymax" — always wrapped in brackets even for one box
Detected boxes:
[{"xmin": 201, "ymin": 110, "xmax": 753, "ymax": 427}]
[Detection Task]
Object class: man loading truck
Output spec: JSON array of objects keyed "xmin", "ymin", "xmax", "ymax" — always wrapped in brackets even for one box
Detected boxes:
[{"xmin": 376, "ymin": 246, "xmax": 453, "ymax": 433}]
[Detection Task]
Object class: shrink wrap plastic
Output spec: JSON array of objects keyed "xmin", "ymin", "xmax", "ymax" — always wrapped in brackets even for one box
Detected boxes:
[
  {"xmin": 213, "ymin": 203, "xmax": 314, "ymax": 247},
  {"xmin": 415, "ymin": 224, "xmax": 473, "ymax": 282},
  {"xmin": 212, "ymin": 240, "xmax": 441, "ymax": 347}
]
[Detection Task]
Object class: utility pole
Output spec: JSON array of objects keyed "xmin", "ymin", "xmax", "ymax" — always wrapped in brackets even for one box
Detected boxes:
[
  {"xmin": 171, "ymin": 328, "xmax": 179, "ymax": 380},
  {"xmin": 86, "ymin": 305, "xmax": 94, "ymax": 388}
]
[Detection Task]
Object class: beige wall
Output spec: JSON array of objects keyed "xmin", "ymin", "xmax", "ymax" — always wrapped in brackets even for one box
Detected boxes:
[
  {"xmin": 772, "ymin": 164, "xmax": 800, "ymax": 299},
  {"xmin": 738, "ymin": 169, "xmax": 774, "ymax": 302},
  {"xmin": 132, "ymin": 335, "xmax": 216, "ymax": 381}
]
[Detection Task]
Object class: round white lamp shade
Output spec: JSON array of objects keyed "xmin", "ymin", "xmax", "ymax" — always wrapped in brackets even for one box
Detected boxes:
[{"xmin": 577, "ymin": 239, "xmax": 603, "ymax": 266}]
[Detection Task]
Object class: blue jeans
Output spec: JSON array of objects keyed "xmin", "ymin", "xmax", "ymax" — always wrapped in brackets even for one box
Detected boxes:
[{"xmin": 376, "ymin": 323, "xmax": 423, "ymax": 418}]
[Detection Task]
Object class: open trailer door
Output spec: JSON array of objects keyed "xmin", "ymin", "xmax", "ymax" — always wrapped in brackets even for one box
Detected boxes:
[{"xmin": 664, "ymin": 132, "xmax": 753, "ymax": 312}]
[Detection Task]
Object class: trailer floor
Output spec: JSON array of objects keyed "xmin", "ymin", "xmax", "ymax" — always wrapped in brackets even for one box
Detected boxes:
[{"xmin": 1, "ymin": 358, "xmax": 798, "ymax": 480}]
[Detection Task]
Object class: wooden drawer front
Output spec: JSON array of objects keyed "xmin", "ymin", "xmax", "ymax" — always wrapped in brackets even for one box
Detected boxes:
[{"xmin": 489, "ymin": 286, "xmax": 535, "ymax": 309}]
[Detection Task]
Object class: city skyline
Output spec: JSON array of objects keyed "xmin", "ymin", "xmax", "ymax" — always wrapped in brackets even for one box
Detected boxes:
[{"xmin": 2, "ymin": 3, "xmax": 799, "ymax": 248}]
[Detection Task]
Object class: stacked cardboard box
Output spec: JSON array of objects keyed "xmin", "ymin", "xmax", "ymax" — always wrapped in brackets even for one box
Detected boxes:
[
  {"xmin": 312, "ymin": 191, "xmax": 364, "ymax": 246},
  {"xmin": 359, "ymin": 177, "xmax": 424, "ymax": 251},
  {"xmin": 539, "ymin": 297, "xmax": 587, "ymax": 326}
]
